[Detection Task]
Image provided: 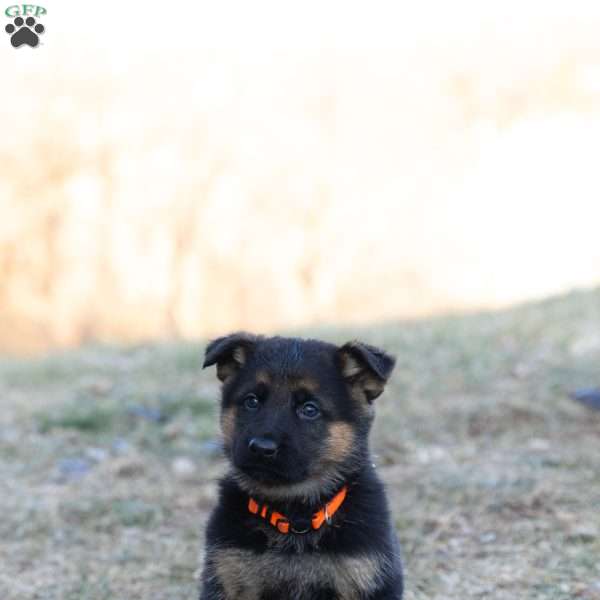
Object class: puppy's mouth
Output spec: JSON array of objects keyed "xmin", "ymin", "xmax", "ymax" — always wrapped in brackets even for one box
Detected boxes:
[{"xmin": 237, "ymin": 462, "xmax": 306, "ymax": 485}]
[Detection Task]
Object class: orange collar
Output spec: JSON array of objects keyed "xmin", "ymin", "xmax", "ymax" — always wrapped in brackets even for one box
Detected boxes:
[{"xmin": 248, "ymin": 486, "xmax": 348, "ymax": 535}]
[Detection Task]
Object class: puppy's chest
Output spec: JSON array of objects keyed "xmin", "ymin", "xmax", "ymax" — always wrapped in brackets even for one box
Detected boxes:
[{"xmin": 213, "ymin": 547, "xmax": 384, "ymax": 600}]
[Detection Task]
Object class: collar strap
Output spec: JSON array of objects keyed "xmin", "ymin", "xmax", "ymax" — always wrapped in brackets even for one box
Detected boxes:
[{"xmin": 248, "ymin": 485, "xmax": 348, "ymax": 535}]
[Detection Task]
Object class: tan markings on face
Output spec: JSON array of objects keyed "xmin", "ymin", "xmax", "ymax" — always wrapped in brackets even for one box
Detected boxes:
[
  {"xmin": 326, "ymin": 422, "xmax": 356, "ymax": 462},
  {"xmin": 211, "ymin": 547, "xmax": 387, "ymax": 599},
  {"xmin": 291, "ymin": 376, "xmax": 319, "ymax": 392},
  {"xmin": 255, "ymin": 370, "xmax": 271, "ymax": 385},
  {"xmin": 349, "ymin": 370, "xmax": 386, "ymax": 414},
  {"xmin": 220, "ymin": 406, "xmax": 236, "ymax": 445},
  {"xmin": 346, "ymin": 382, "xmax": 376, "ymax": 419}
]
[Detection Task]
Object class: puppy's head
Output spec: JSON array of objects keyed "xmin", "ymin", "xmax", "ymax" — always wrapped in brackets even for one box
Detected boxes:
[{"xmin": 203, "ymin": 333, "xmax": 395, "ymax": 501}]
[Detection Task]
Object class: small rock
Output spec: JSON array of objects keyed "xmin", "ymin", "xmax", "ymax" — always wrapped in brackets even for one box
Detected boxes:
[
  {"xmin": 85, "ymin": 447, "xmax": 108, "ymax": 463},
  {"xmin": 111, "ymin": 438, "xmax": 131, "ymax": 454},
  {"xmin": 441, "ymin": 572, "xmax": 460, "ymax": 589},
  {"xmin": 566, "ymin": 526, "xmax": 598, "ymax": 543},
  {"xmin": 0, "ymin": 427, "xmax": 20, "ymax": 444},
  {"xmin": 512, "ymin": 362, "xmax": 535, "ymax": 379},
  {"xmin": 57, "ymin": 457, "xmax": 92, "ymax": 480},
  {"xmin": 172, "ymin": 456, "xmax": 196, "ymax": 479},
  {"xmin": 570, "ymin": 334, "xmax": 600, "ymax": 356},
  {"xmin": 480, "ymin": 532, "xmax": 497, "ymax": 544},
  {"xmin": 569, "ymin": 389, "xmax": 600, "ymax": 411},
  {"xmin": 415, "ymin": 446, "xmax": 446, "ymax": 464},
  {"xmin": 111, "ymin": 455, "xmax": 146, "ymax": 478},
  {"xmin": 573, "ymin": 582, "xmax": 588, "ymax": 596},
  {"xmin": 163, "ymin": 421, "xmax": 184, "ymax": 439},
  {"xmin": 127, "ymin": 405, "xmax": 165, "ymax": 423},
  {"xmin": 80, "ymin": 377, "xmax": 114, "ymax": 396},
  {"xmin": 528, "ymin": 438, "xmax": 550, "ymax": 451}
]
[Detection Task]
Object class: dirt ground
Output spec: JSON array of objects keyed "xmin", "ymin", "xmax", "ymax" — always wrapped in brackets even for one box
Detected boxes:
[{"xmin": 1, "ymin": 288, "xmax": 599, "ymax": 599}]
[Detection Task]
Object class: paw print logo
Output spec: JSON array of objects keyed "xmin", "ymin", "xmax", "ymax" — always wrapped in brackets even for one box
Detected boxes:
[{"xmin": 5, "ymin": 16, "xmax": 45, "ymax": 48}]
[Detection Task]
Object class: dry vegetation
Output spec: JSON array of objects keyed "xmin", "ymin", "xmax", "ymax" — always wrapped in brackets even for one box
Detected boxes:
[
  {"xmin": 3, "ymin": 4, "xmax": 600, "ymax": 353},
  {"xmin": 1, "ymin": 288, "xmax": 599, "ymax": 599}
]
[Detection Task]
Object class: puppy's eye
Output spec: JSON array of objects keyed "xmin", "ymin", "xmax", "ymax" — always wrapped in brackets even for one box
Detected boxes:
[
  {"xmin": 243, "ymin": 393, "xmax": 260, "ymax": 411},
  {"xmin": 298, "ymin": 401, "xmax": 320, "ymax": 420}
]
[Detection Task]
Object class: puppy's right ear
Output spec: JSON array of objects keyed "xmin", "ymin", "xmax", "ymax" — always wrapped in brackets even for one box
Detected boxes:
[{"xmin": 202, "ymin": 332, "xmax": 259, "ymax": 383}]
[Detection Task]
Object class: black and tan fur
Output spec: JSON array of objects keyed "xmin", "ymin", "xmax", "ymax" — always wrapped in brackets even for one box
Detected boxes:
[{"xmin": 200, "ymin": 333, "xmax": 403, "ymax": 600}]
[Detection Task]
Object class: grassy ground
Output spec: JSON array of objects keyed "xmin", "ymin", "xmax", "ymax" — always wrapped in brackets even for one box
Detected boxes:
[{"xmin": 1, "ymin": 288, "xmax": 599, "ymax": 600}]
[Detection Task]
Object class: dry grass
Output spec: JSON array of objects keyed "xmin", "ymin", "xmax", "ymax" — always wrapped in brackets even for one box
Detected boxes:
[{"xmin": 1, "ymin": 288, "xmax": 600, "ymax": 599}]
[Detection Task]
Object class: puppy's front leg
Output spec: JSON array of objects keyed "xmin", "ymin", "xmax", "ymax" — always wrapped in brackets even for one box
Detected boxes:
[
  {"xmin": 199, "ymin": 564, "xmax": 225, "ymax": 600},
  {"xmin": 365, "ymin": 576, "xmax": 404, "ymax": 600},
  {"xmin": 199, "ymin": 582, "xmax": 223, "ymax": 600},
  {"xmin": 367, "ymin": 589, "xmax": 403, "ymax": 600}
]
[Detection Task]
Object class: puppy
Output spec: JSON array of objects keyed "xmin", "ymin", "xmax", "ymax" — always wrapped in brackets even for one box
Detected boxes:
[{"xmin": 200, "ymin": 332, "xmax": 403, "ymax": 600}]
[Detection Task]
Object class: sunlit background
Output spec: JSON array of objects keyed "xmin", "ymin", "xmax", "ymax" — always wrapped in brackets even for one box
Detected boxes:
[
  {"xmin": 3, "ymin": 0, "xmax": 600, "ymax": 353},
  {"xmin": 3, "ymin": 5, "xmax": 600, "ymax": 599}
]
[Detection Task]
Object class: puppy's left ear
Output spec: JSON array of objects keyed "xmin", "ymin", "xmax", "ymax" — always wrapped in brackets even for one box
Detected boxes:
[
  {"xmin": 203, "ymin": 332, "xmax": 259, "ymax": 383},
  {"xmin": 337, "ymin": 341, "xmax": 396, "ymax": 402}
]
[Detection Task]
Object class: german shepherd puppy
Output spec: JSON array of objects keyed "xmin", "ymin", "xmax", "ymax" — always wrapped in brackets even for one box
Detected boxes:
[{"xmin": 200, "ymin": 332, "xmax": 403, "ymax": 600}]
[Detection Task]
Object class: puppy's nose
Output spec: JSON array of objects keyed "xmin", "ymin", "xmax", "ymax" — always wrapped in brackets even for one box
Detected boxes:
[{"xmin": 248, "ymin": 437, "xmax": 279, "ymax": 459}]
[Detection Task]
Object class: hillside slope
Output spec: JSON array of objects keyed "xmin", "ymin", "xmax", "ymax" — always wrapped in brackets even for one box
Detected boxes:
[{"xmin": 1, "ymin": 288, "xmax": 599, "ymax": 599}]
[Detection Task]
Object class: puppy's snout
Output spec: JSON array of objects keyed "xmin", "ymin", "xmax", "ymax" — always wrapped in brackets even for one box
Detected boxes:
[{"xmin": 248, "ymin": 436, "xmax": 279, "ymax": 459}]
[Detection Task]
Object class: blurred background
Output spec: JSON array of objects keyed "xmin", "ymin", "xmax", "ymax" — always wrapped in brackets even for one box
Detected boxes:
[
  {"xmin": 3, "ymin": 0, "xmax": 600, "ymax": 354},
  {"xmin": 3, "ymin": 4, "xmax": 600, "ymax": 600}
]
